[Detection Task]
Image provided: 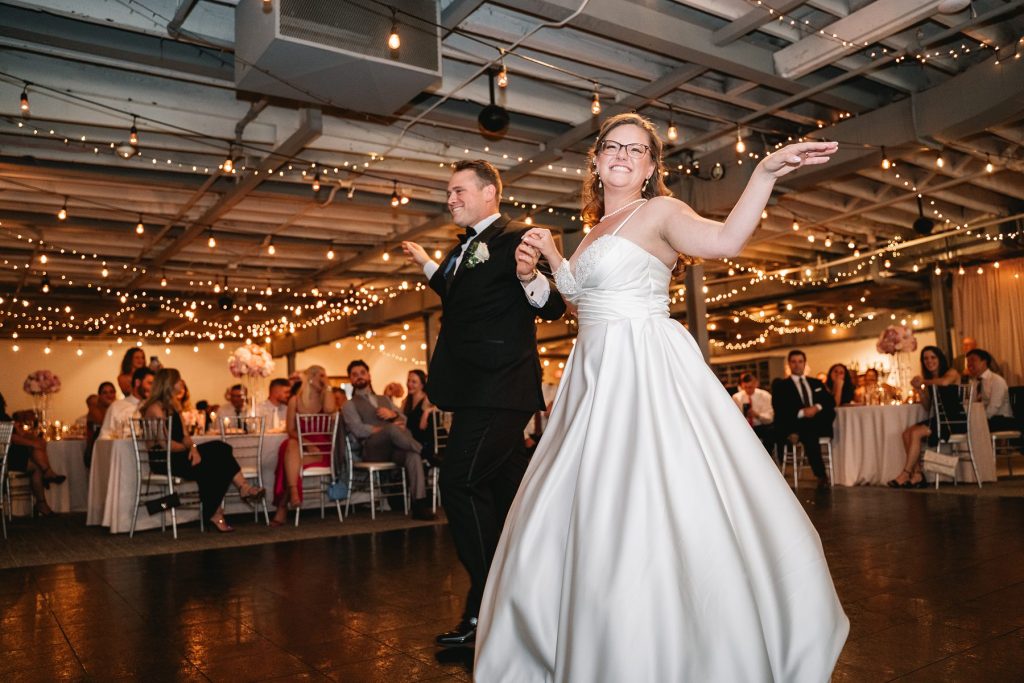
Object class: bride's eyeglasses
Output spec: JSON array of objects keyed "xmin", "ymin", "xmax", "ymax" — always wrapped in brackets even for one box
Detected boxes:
[{"xmin": 597, "ymin": 140, "xmax": 650, "ymax": 159}]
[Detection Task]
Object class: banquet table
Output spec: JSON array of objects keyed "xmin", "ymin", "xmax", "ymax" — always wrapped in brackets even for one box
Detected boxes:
[
  {"xmin": 9, "ymin": 439, "xmax": 90, "ymax": 516},
  {"xmin": 832, "ymin": 403, "xmax": 996, "ymax": 486},
  {"xmin": 86, "ymin": 432, "xmax": 294, "ymax": 534}
]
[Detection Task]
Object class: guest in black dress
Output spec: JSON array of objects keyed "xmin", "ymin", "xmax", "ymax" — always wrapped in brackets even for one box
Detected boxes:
[
  {"xmin": 403, "ymin": 369, "xmax": 439, "ymax": 465},
  {"xmin": 140, "ymin": 369, "xmax": 265, "ymax": 532},
  {"xmin": 825, "ymin": 364, "xmax": 857, "ymax": 406},
  {"xmin": 0, "ymin": 392, "xmax": 66, "ymax": 516}
]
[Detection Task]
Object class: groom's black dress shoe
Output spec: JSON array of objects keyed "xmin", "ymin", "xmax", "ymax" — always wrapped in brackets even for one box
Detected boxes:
[{"xmin": 436, "ymin": 618, "xmax": 477, "ymax": 647}]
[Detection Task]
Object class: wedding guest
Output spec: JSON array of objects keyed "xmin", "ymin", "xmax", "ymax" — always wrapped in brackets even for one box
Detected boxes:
[
  {"xmin": 825, "ymin": 364, "xmax": 857, "ymax": 406},
  {"xmin": 966, "ymin": 349, "xmax": 1015, "ymax": 431},
  {"xmin": 331, "ymin": 386, "xmax": 348, "ymax": 410},
  {"xmin": 384, "ymin": 381, "xmax": 405, "ymax": 404},
  {"xmin": 223, "ymin": 384, "xmax": 248, "ymax": 421},
  {"xmin": 256, "ymin": 378, "xmax": 291, "ymax": 431},
  {"xmin": 270, "ymin": 365, "xmax": 337, "ymax": 526},
  {"xmin": 175, "ymin": 378, "xmax": 204, "ymax": 434},
  {"xmin": 141, "ymin": 369, "xmax": 263, "ymax": 532},
  {"xmin": 771, "ymin": 350, "xmax": 836, "ymax": 490},
  {"xmin": 342, "ymin": 360, "xmax": 434, "ymax": 520},
  {"xmin": 888, "ymin": 346, "xmax": 960, "ymax": 488},
  {"xmin": 100, "ymin": 367, "xmax": 154, "ymax": 439},
  {"xmin": 84, "ymin": 382, "xmax": 117, "ymax": 466},
  {"xmin": 403, "ymin": 369, "xmax": 438, "ymax": 465},
  {"xmin": 117, "ymin": 348, "xmax": 147, "ymax": 397},
  {"xmin": 731, "ymin": 373, "xmax": 775, "ymax": 455},
  {"xmin": 0, "ymin": 392, "xmax": 64, "ymax": 515},
  {"xmin": 854, "ymin": 368, "xmax": 897, "ymax": 404}
]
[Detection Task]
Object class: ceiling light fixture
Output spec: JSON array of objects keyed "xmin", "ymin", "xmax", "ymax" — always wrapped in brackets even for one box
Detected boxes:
[
  {"xmin": 129, "ymin": 116, "xmax": 138, "ymax": 146},
  {"xmin": 735, "ymin": 127, "xmax": 746, "ymax": 154},
  {"xmin": 135, "ymin": 215, "xmax": 145, "ymax": 235},
  {"xmin": 19, "ymin": 85, "xmax": 29, "ymax": 114},
  {"xmin": 57, "ymin": 197, "xmax": 68, "ymax": 221},
  {"xmin": 312, "ymin": 172, "xmax": 320, "ymax": 192},
  {"xmin": 881, "ymin": 146, "xmax": 891, "ymax": 170},
  {"xmin": 666, "ymin": 106, "xmax": 678, "ymax": 142},
  {"xmin": 591, "ymin": 87, "xmax": 601, "ymax": 116},
  {"xmin": 207, "ymin": 230, "xmax": 217, "ymax": 248},
  {"xmin": 387, "ymin": 10, "xmax": 401, "ymax": 51}
]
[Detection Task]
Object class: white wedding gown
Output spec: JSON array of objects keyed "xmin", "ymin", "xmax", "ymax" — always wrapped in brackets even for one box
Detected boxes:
[{"xmin": 474, "ymin": 207, "xmax": 849, "ymax": 682}]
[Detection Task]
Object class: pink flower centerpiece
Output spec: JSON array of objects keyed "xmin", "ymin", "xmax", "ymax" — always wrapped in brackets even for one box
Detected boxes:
[
  {"xmin": 23, "ymin": 369, "xmax": 61, "ymax": 428},
  {"xmin": 876, "ymin": 325, "xmax": 917, "ymax": 400},
  {"xmin": 228, "ymin": 344, "xmax": 275, "ymax": 418}
]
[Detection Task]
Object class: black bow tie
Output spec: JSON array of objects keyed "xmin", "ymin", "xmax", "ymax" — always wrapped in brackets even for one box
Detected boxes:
[{"xmin": 457, "ymin": 226, "xmax": 476, "ymax": 246}]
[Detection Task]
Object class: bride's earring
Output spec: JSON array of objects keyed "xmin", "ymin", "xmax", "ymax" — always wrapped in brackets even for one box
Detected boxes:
[{"xmin": 595, "ymin": 172, "xmax": 602, "ymax": 189}]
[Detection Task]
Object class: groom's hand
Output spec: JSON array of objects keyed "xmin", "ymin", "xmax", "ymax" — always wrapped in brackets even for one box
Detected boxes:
[
  {"xmin": 515, "ymin": 242, "xmax": 539, "ymax": 278},
  {"xmin": 402, "ymin": 241, "xmax": 430, "ymax": 266}
]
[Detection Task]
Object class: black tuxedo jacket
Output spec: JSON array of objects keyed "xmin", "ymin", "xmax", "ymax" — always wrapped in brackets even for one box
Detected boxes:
[
  {"xmin": 426, "ymin": 215, "xmax": 566, "ymax": 412},
  {"xmin": 771, "ymin": 375, "xmax": 836, "ymax": 438}
]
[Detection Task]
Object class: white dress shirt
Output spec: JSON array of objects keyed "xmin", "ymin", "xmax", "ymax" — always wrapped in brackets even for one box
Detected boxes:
[
  {"xmin": 732, "ymin": 387, "xmax": 774, "ymax": 426},
  {"xmin": 974, "ymin": 368, "xmax": 1012, "ymax": 419},
  {"xmin": 423, "ymin": 213, "xmax": 551, "ymax": 307},
  {"xmin": 791, "ymin": 374, "xmax": 822, "ymax": 418},
  {"xmin": 99, "ymin": 394, "xmax": 141, "ymax": 439},
  {"xmin": 256, "ymin": 399, "xmax": 288, "ymax": 429}
]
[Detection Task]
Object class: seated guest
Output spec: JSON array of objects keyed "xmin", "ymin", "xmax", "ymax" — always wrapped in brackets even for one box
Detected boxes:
[
  {"xmin": 256, "ymin": 378, "xmax": 291, "ymax": 431},
  {"xmin": 825, "ymin": 364, "xmax": 857, "ymax": 406},
  {"xmin": 331, "ymin": 386, "xmax": 348, "ymax": 410},
  {"xmin": 966, "ymin": 348, "xmax": 1015, "ymax": 431},
  {"xmin": 343, "ymin": 360, "xmax": 434, "ymax": 520},
  {"xmin": 855, "ymin": 368, "xmax": 897, "ymax": 404},
  {"xmin": 271, "ymin": 365, "xmax": 337, "ymax": 526},
  {"xmin": 117, "ymin": 347, "xmax": 147, "ymax": 398},
  {"xmin": 223, "ymin": 384, "xmax": 248, "ymax": 421},
  {"xmin": 0, "ymin": 393, "xmax": 65, "ymax": 516},
  {"xmin": 731, "ymin": 372, "xmax": 775, "ymax": 455},
  {"xmin": 141, "ymin": 369, "xmax": 264, "ymax": 532},
  {"xmin": 84, "ymin": 382, "xmax": 118, "ymax": 466},
  {"xmin": 384, "ymin": 381, "xmax": 405, "ymax": 404},
  {"xmin": 771, "ymin": 350, "xmax": 836, "ymax": 490},
  {"xmin": 175, "ymin": 379, "xmax": 204, "ymax": 434},
  {"xmin": 100, "ymin": 367, "xmax": 155, "ymax": 439},
  {"xmin": 889, "ymin": 346, "xmax": 961, "ymax": 488},
  {"xmin": 403, "ymin": 369, "xmax": 438, "ymax": 465}
]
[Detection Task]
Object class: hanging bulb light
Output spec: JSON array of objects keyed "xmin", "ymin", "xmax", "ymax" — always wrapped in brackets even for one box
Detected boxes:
[
  {"xmin": 824, "ymin": 236, "xmax": 833, "ymax": 248},
  {"xmin": 382, "ymin": 252, "xmax": 391, "ymax": 262},
  {"xmin": 387, "ymin": 10, "xmax": 401, "ymax": 51},
  {"xmin": 735, "ymin": 127, "xmax": 746, "ymax": 154},
  {"xmin": 135, "ymin": 215, "xmax": 145, "ymax": 235},
  {"xmin": 985, "ymin": 155, "xmax": 994, "ymax": 173},
  {"xmin": 267, "ymin": 239, "xmax": 276, "ymax": 256},
  {"xmin": 881, "ymin": 146, "xmax": 891, "ymax": 170},
  {"xmin": 222, "ymin": 145, "xmax": 234, "ymax": 173},
  {"xmin": 57, "ymin": 197, "xmax": 68, "ymax": 221},
  {"xmin": 934, "ymin": 265, "xmax": 942, "ymax": 276},
  {"xmin": 591, "ymin": 87, "xmax": 601, "ymax": 116},
  {"xmin": 935, "ymin": 153, "xmax": 945, "ymax": 168},
  {"xmin": 524, "ymin": 215, "xmax": 533, "ymax": 225},
  {"xmin": 19, "ymin": 86, "xmax": 29, "ymax": 114},
  {"xmin": 791, "ymin": 220, "xmax": 800, "ymax": 231},
  {"xmin": 160, "ymin": 273, "xmax": 168, "ymax": 287},
  {"xmin": 207, "ymin": 230, "xmax": 217, "ymax": 248},
  {"xmin": 400, "ymin": 190, "xmax": 410, "ymax": 205},
  {"xmin": 666, "ymin": 106, "xmax": 678, "ymax": 142},
  {"xmin": 129, "ymin": 116, "xmax": 138, "ymax": 146},
  {"xmin": 761, "ymin": 209, "xmax": 768, "ymax": 220},
  {"xmin": 312, "ymin": 172, "xmax": 320, "ymax": 192},
  {"xmin": 41, "ymin": 274, "xmax": 50, "ymax": 294},
  {"xmin": 390, "ymin": 180, "xmax": 401, "ymax": 207},
  {"xmin": 497, "ymin": 56, "xmax": 509, "ymax": 88},
  {"xmin": 326, "ymin": 247, "xmax": 335, "ymax": 260}
]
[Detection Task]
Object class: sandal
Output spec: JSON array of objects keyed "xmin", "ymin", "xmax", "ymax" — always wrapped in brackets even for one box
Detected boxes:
[
  {"xmin": 887, "ymin": 469, "xmax": 914, "ymax": 488},
  {"xmin": 239, "ymin": 485, "xmax": 266, "ymax": 507},
  {"xmin": 210, "ymin": 517, "xmax": 235, "ymax": 533},
  {"xmin": 286, "ymin": 486, "xmax": 302, "ymax": 510},
  {"xmin": 42, "ymin": 469, "xmax": 67, "ymax": 489}
]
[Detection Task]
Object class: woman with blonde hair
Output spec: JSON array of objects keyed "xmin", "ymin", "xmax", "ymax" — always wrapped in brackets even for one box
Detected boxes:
[
  {"xmin": 475, "ymin": 113, "xmax": 848, "ymax": 680},
  {"xmin": 141, "ymin": 368, "xmax": 264, "ymax": 532},
  {"xmin": 270, "ymin": 365, "xmax": 337, "ymax": 525}
]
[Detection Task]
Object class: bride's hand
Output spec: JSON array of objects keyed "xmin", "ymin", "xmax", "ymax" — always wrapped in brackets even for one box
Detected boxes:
[
  {"xmin": 758, "ymin": 141, "xmax": 839, "ymax": 179},
  {"xmin": 521, "ymin": 228, "xmax": 561, "ymax": 264}
]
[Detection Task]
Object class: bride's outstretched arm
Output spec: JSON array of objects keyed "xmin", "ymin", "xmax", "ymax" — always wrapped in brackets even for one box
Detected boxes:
[{"xmin": 654, "ymin": 141, "xmax": 838, "ymax": 260}]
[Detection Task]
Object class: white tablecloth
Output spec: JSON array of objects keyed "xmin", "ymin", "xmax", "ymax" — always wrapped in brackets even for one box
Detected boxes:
[
  {"xmin": 86, "ymin": 433, "xmax": 290, "ymax": 534},
  {"xmin": 9, "ymin": 439, "xmax": 91, "ymax": 516},
  {"xmin": 832, "ymin": 403, "xmax": 996, "ymax": 486}
]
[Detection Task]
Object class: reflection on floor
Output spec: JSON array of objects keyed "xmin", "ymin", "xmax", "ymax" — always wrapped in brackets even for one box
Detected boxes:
[{"xmin": 1, "ymin": 487, "xmax": 1023, "ymax": 681}]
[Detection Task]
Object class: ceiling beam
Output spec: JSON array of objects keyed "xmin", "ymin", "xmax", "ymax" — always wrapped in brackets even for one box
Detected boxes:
[{"xmin": 712, "ymin": 0, "xmax": 808, "ymax": 46}]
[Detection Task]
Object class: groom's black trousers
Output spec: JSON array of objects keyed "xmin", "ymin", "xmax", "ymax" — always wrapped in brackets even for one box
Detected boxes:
[{"xmin": 440, "ymin": 407, "xmax": 532, "ymax": 621}]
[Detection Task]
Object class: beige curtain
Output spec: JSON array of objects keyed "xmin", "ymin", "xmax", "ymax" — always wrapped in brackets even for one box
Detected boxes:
[{"xmin": 952, "ymin": 256, "xmax": 1024, "ymax": 385}]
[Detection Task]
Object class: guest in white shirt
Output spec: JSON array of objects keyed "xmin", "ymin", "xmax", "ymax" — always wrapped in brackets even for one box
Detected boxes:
[
  {"xmin": 99, "ymin": 367, "xmax": 155, "ymax": 439},
  {"xmin": 223, "ymin": 384, "xmax": 248, "ymax": 422},
  {"xmin": 256, "ymin": 378, "xmax": 291, "ymax": 431},
  {"xmin": 967, "ymin": 349, "xmax": 1016, "ymax": 431},
  {"xmin": 732, "ymin": 373, "xmax": 775, "ymax": 455}
]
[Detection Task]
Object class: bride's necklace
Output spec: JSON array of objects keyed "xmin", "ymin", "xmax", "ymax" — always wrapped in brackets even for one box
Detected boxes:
[{"xmin": 600, "ymin": 197, "xmax": 647, "ymax": 222}]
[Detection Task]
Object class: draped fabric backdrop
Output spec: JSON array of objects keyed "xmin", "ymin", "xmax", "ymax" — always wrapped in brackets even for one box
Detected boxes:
[{"xmin": 952, "ymin": 256, "xmax": 1024, "ymax": 385}]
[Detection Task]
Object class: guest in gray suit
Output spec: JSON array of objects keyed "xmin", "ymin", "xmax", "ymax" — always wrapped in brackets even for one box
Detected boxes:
[{"xmin": 342, "ymin": 360, "xmax": 435, "ymax": 520}]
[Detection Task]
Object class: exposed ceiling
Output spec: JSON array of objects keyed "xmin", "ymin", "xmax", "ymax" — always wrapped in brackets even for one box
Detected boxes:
[{"xmin": 1, "ymin": 0, "xmax": 1022, "ymax": 349}]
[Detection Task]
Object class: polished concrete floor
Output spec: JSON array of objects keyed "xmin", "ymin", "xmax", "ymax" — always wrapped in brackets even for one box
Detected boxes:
[{"xmin": 2, "ymin": 486, "xmax": 1023, "ymax": 682}]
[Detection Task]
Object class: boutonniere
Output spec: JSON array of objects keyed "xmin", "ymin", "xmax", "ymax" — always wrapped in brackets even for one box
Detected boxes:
[{"xmin": 463, "ymin": 240, "xmax": 490, "ymax": 269}]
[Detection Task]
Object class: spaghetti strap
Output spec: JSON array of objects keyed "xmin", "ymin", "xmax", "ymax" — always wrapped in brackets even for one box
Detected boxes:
[{"xmin": 610, "ymin": 200, "xmax": 647, "ymax": 236}]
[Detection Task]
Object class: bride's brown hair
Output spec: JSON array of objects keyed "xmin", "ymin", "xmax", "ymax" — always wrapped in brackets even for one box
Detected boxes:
[{"xmin": 581, "ymin": 113, "xmax": 671, "ymax": 226}]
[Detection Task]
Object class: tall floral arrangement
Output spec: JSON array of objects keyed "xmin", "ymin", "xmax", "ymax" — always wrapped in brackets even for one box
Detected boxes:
[
  {"xmin": 876, "ymin": 325, "xmax": 917, "ymax": 399},
  {"xmin": 23, "ymin": 369, "xmax": 61, "ymax": 428},
  {"xmin": 228, "ymin": 344, "xmax": 275, "ymax": 417}
]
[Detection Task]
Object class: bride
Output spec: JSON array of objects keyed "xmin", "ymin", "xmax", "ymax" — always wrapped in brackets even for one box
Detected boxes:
[{"xmin": 474, "ymin": 113, "xmax": 848, "ymax": 682}]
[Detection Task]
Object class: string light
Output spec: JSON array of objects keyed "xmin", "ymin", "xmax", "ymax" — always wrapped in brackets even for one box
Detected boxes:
[
  {"xmin": 791, "ymin": 220, "xmax": 800, "ymax": 231},
  {"xmin": 936, "ymin": 154, "xmax": 946, "ymax": 169},
  {"xmin": 390, "ymin": 180, "xmax": 401, "ymax": 207},
  {"xmin": 160, "ymin": 274, "xmax": 168, "ymax": 287},
  {"xmin": 387, "ymin": 10, "xmax": 401, "ymax": 51},
  {"xmin": 267, "ymin": 240, "xmax": 276, "ymax": 256},
  {"xmin": 57, "ymin": 197, "xmax": 67, "ymax": 221},
  {"xmin": 41, "ymin": 275, "xmax": 50, "ymax": 294},
  {"xmin": 881, "ymin": 146, "xmax": 891, "ymax": 170},
  {"xmin": 735, "ymin": 127, "xmax": 746, "ymax": 154},
  {"xmin": 129, "ymin": 116, "xmax": 138, "ymax": 147},
  {"xmin": 207, "ymin": 230, "xmax": 216, "ymax": 249},
  {"xmin": 222, "ymin": 145, "xmax": 234, "ymax": 173},
  {"xmin": 312, "ymin": 172, "xmax": 320, "ymax": 192},
  {"xmin": 497, "ymin": 57, "xmax": 509, "ymax": 88},
  {"xmin": 591, "ymin": 87, "xmax": 601, "ymax": 116},
  {"xmin": 666, "ymin": 106, "xmax": 678, "ymax": 142},
  {"xmin": 985, "ymin": 155, "xmax": 994, "ymax": 173},
  {"xmin": 19, "ymin": 86, "xmax": 29, "ymax": 114},
  {"xmin": 326, "ymin": 247, "xmax": 335, "ymax": 260},
  {"xmin": 135, "ymin": 215, "xmax": 145, "ymax": 235}
]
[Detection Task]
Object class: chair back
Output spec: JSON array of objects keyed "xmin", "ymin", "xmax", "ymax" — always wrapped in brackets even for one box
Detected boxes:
[
  {"xmin": 296, "ymin": 413, "xmax": 340, "ymax": 478},
  {"xmin": 218, "ymin": 416, "xmax": 265, "ymax": 473},
  {"xmin": 431, "ymin": 410, "xmax": 452, "ymax": 457},
  {"xmin": 0, "ymin": 422, "xmax": 14, "ymax": 480},
  {"xmin": 129, "ymin": 416, "xmax": 175, "ymax": 481},
  {"xmin": 933, "ymin": 384, "xmax": 972, "ymax": 443},
  {"xmin": 1009, "ymin": 386, "xmax": 1024, "ymax": 426}
]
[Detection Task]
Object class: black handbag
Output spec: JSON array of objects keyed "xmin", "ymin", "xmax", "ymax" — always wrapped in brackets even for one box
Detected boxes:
[{"xmin": 145, "ymin": 493, "xmax": 182, "ymax": 515}]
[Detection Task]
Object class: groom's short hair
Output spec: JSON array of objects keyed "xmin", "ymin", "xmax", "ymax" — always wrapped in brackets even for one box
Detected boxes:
[{"xmin": 453, "ymin": 159, "xmax": 502, "ymax": 199}]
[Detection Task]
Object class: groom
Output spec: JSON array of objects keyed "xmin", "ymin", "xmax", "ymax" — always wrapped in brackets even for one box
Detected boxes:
[{"xmin": 403, "ymin": 160, "xmax": 566, "ymax": 647}]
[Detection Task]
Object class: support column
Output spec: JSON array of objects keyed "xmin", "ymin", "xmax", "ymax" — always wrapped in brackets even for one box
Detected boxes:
[
  {"xmin": 930, "ymin": 271, "xmax": 952, "ymax": 360},
  {"xmin": 286, "ymin": 352, "xmax": 296, "ymax": 376},
  {"xmin": 423, "ymin": 311, "xmax": 441, "ymax": 364},
  {"xmin": 684, "ymin": 263, "xmax": 710, "ymax": 362}
]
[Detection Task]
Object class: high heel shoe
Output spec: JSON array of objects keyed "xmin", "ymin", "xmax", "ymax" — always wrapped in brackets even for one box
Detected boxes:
[
  {"xmin": 240, "ymin": 485, "xmax": 266, "ymax": 507},
  {"xmin": 887, "ymin": 468, "xmax": 913, "ymax": 489},
  {"xmin": 42, "ymin": 470, "xmax": 67, "ymax": 489},
  {"xmin": 210, "ymin": 517, "xmax": 235, "ymax": 533}
]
